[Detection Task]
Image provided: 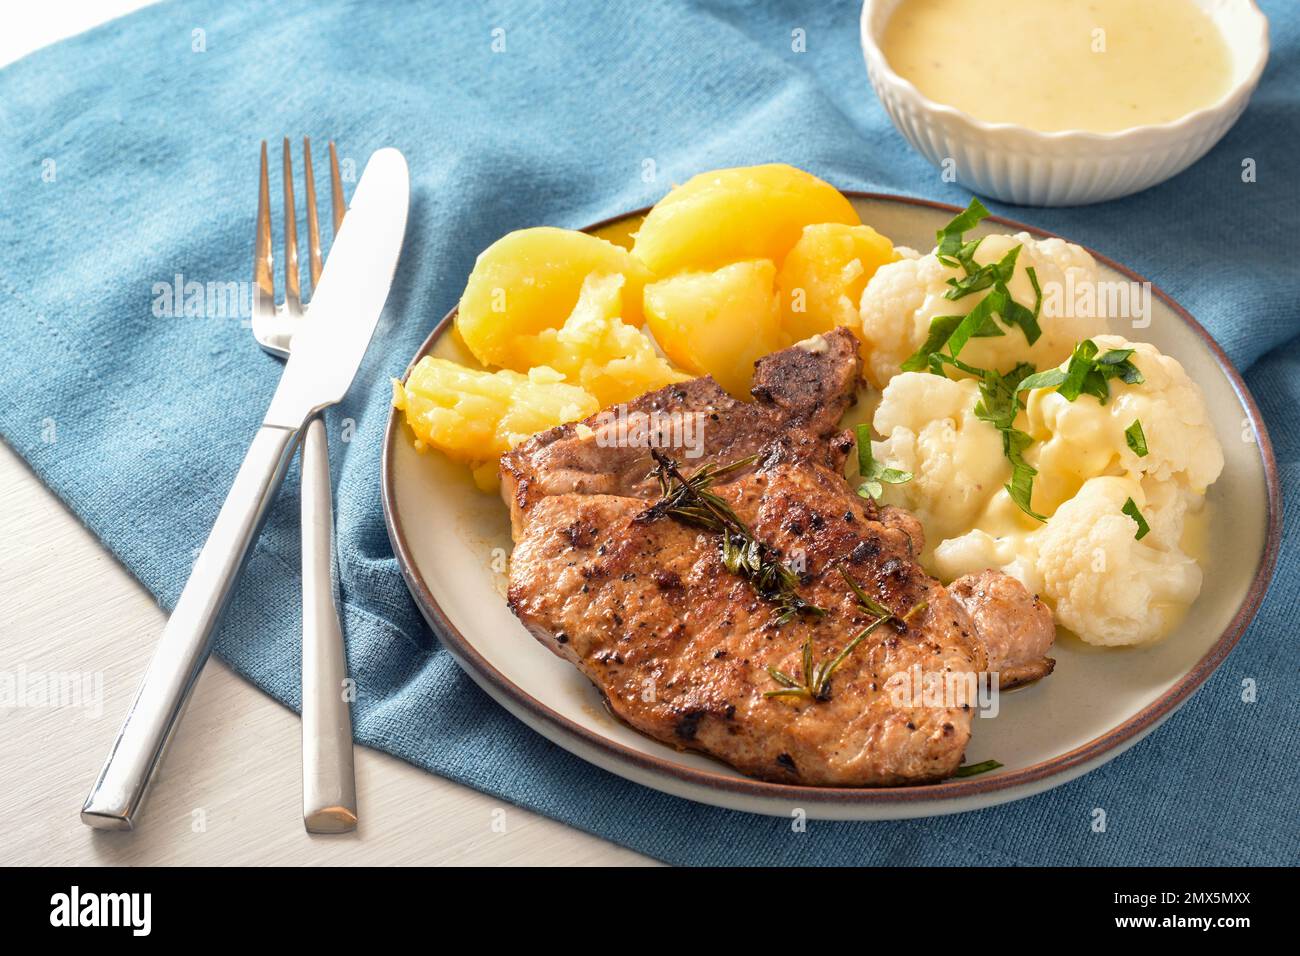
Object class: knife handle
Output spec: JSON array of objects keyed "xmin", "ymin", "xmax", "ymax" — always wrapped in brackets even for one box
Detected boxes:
[
  {"xmin": 81, "ymin": 423, "xmax": 300, "ymax": 830},
  {"xmin": 299, "ymin": 414, "xmax": 358, "ymax": 833}
]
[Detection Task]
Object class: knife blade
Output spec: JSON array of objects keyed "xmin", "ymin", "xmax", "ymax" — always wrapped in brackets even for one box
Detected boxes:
[
  {"xmin": 81, "ymin": 147, "xmax": 410, "ymax": 830},
  {"xmin": 265, "ymin": 147, "xmax": 409, "ymax": 428}
]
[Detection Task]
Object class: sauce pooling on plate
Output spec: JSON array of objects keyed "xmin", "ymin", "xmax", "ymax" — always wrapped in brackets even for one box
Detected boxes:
[{"xmin": 881, "ymin": 0, "xmax": 1234, "ymax": 133}]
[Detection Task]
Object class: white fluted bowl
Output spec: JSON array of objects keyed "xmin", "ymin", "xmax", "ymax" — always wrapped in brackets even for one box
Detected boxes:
[{"xmin": 861, "ymin": 0, "xmax": 1269, "ymax": 207}]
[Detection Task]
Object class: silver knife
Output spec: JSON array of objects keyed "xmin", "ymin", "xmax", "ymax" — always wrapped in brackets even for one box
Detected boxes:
[{"xmin": 81, "ymin": 147, "xmax": 410, "ymax": 830}]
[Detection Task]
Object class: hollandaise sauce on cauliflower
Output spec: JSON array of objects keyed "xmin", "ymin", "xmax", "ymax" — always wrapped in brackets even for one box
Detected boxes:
[
  {"xmin": 857, "ymin": 199, "xmax": 1223, "ymax": 647},
  {"xmin": 871, "ymin": 333, "xmax": 1221, "ymax": 647}
]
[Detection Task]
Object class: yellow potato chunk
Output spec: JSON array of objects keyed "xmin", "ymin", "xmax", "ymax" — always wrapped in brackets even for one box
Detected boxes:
[
  {"xmin": 643, "ymin": 260, "xmax": 787, "ymax": 398},
  {"xmin": 393, "ymin": 358, "xmax": 598, "ymax": 468},
  {"xmin": 456, "ymin": 227, "xmax": 652, "ymax": 370},
  {"xmin": 517, "ymin": 273, "xmax": 688, "ymax": 407},
  {"xmin": 776, "ymin": 223, "xmax": 899, "ymax": 342},
  {"xmin": 631, "ymin": 164, "xmax": 859, "ymax": 276}
]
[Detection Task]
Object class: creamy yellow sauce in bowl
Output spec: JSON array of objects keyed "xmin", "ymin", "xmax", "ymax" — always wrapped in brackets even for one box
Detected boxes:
[
  {"xmin": 858, "ymin": 0, "xmax": 1270, "ymax": 205},
  {"xmin": 882, "ymin": 0, "xmax": 1233, "ymax": 133}
]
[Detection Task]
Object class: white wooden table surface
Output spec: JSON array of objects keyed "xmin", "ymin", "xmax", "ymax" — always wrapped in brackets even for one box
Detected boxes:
[{"xmin": 0, "ymin": 2, "xmax": 652, "ymax": 867}]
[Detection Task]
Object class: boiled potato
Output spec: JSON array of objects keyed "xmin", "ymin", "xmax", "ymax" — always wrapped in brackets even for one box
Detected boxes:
[
  {"xmin": 518, "ymin": 273, "xmax": 688, "ymax": 407},
  {"xmin": 456, "ymin": 227, "xmax": 652, "ymax": 370},
  {"xmin": 643, "ymin": 260, "xmax": 787, "ymax": 398},
  {"xmin": 776, "ymin": 223, "xmax": 899, "ymax": 342},
  {"xmin": 632, "ymin": 165, "xmax": 860, "ymax": 276},
  {"xmin": 393, "ymin": 358, "xmax": 598, "ymax": 473}
]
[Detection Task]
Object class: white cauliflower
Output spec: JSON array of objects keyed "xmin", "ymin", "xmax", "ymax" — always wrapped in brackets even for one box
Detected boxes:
[
  {"xmin": 1031, "ymin": 476, "xmax": 1203, "ymax": 646},
  {"xmin": 1025, "ymin": 335, "xmax": 1225, "ymax": 516},
  {"xmin": 881, "ymin": 337, "xmax": 1222, "ymax": 647},
  {"xmin": 858, "ymin": 232, "xmax": 1106, "ymax": 388},
  {"xmin": 932, "ymin": 528, "xmax": 1038, "ymax": 594},
  {"xmin": 872, "ymin": 372, "xmax": 1008, "ymax": 551}
]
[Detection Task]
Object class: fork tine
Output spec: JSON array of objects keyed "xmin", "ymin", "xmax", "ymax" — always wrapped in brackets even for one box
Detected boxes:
[
  {"xmin": 281, "ymin": 137, "xmax": 302, "ymax": 314},
  {"xmin": 254, "ymin": 141, "xmax": 275, "ymax": 317},
  {"xmin": 328, "ymin": 141, "xmax": 346, "ymax": 234},
  {"xmin": 303, "ymin": 137, "xmax": 323, "ymax": 294}
]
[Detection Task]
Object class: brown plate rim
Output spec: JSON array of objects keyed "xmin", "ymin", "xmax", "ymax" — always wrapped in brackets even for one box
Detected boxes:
[{"xmin": 380, "ymin": 191, "xmax": 1283, "ymax": 805}]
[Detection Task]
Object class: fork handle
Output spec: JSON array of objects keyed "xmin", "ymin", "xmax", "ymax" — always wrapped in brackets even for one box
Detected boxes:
[
  {"xmin": 300, "ymin": 414, "xmax": 358, "ymax": 833},
  {"xmin": 81, "ymin": 424, "xmax": 300, "ymax": 829}
]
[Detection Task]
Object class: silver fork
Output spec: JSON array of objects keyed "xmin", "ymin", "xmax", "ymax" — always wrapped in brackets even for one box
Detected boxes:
[{"xmin": 253, "ymin": 138, "xmax": 358, "ymax": 833}]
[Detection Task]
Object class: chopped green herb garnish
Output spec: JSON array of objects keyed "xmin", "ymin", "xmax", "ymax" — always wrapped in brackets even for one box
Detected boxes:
[
  {"xmin": 1058, "ymin": 340, "xmax": 1143, "ymax": 404},
  {"xmin": 853, "ymin": 424, "xmax": 912, "ymax": 500},
  {"xmin": 917, "ymin": 356, "xmax": 1045, "ymax": 521},
  {"xmin": 953, "ymin": 759, "xmax": 1003, "ymax": 778},
  {"xmin": 1002, "ymin": 428, "xmax": 1043, "ymax": 521},
  {"xmin": 1122, "ymin": 497, "xmax": 1150, "ymax": 540},
  {"xmin": 1013, "ymin": 366, "xmax": 1067, "ymax": 393},
  {"xmin": 1001, "ymin": 264, "xmax": 1043, "ymax": 345},
  {"xmin": 971, "ymin": 362, "xmax": 1046, "ymax": 522},
  {"xmin": 1014, "ymin": 340, "xmax": 1144, "ymax": 407},
  {"xmin": 901, "ymin": 198, "xmax": 1043, "ymax": 372},
  {"xmin": 900, "ymin": 315, "xmax": 964, "ymax": 372},
  {"xmin": 1125, "ymin": 419, "xmax": 1148, "ymax": 457},
  {"xmin": 944, "ymin": 243, "xmax": 1020, "ymax": 301},
  {"xmin": 935, "ymin": 197, "xmax": 990, "ymax": 266}
]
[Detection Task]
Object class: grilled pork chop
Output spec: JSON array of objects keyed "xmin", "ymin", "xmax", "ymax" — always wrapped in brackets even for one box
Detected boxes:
[
  {"xmin": 502, "ymin": 327, "xmax": 1053, "ymax": 785},
  {"xmin": 950, "ymin": 569, "xmax": 1055, "ymax": 689}
]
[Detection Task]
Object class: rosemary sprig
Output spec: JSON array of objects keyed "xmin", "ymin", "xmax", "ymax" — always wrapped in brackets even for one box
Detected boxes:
[
  {"xmin": 642, "ymin": 451, "xmax": 824, "ymax": 624},
  {"xmin": 764, "ymin": 569, "xmax": 927, "ymax": 702}
]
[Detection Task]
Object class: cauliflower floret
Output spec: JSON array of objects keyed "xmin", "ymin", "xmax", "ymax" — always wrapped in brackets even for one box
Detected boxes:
[
  {"xmin": 891, "ymin": 336, "xmax": 1221, "ymax": 646},
  {"xmin": 872, "ymin": 372, "xmax": 1008, "ymax": 552},
  {"xmin": 1032, "ymin": 476, "xmax": 1202, "ymax": 646},
  {"xmin": 1024, "ymin": 335, "xmax": 1225, "ymax": 514},
  {"xmin": 858, "ymin": 232, "xmax": 1106, "ymax": 388},
  {"xmin": 932, "ymin": 528, "xmax": 1040, "ymax": 593}
]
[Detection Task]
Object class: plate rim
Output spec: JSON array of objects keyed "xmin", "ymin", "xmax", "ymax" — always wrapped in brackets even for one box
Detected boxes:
[{"xmin": 380, "ymin": 191, "xmax": 1282, "ymax": 806}]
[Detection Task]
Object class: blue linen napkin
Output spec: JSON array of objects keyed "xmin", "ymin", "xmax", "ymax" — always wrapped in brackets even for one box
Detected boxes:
[{"xmin": 1, "ymin": 0, "xmax": 1295, "ymax": 866}]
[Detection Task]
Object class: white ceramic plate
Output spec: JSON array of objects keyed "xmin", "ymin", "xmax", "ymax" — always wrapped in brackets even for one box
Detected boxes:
[{"xmin": 382, "ymin": 194, "xmax": 1280, "ymax": 820}]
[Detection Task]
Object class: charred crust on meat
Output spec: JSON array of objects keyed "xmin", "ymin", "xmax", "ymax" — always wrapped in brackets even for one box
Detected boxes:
[
  {"xmin": 775, "ymin": 753, "xmax": 798, "ymax": 774},
  {"xmin": 851, "ymin": 538, "xmax": 882, "ymax": 562},
  {"xmin": 653, "ymin": 569, "xmax": 683, "ymax": 590},
  {"xmin": 562, "ymin": 520, "xmax": 597, "ymax": 547},
  {"xmin": 750, "ymin": 328, "xmax": 861, "ymax": 427},
  {"xmin": 674, "ymin": 709, "xmax": 706, "ymax": 740}
]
